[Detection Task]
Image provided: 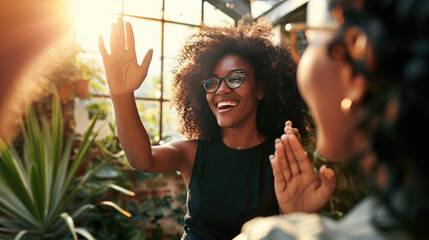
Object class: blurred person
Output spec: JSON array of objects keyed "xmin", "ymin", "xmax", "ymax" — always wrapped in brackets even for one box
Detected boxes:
[
  {"xmin": 99, "ymin": 18, "xmax": 334, "ymax": 239},
  {"xmin": 237, "ymin": 0, "xmax": 429, "ymax": 239}
]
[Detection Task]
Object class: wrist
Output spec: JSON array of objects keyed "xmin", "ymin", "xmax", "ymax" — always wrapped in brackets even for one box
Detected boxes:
[
  {"xmin": 110, "ymin": 91, "xmax": 134, "ymax": 100},
  {"xmin": 110, "ymin": 92, "xmax": 136, "ymax": 107}
]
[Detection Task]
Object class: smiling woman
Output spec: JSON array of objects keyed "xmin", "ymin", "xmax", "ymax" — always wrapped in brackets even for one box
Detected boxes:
[{"xmin": 98, "ymin": 14, "xmax": 319, "ymax": 239}]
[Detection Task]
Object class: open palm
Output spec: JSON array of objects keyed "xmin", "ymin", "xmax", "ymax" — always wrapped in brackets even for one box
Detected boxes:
[
  {"xmin": 271, "ymin": 125, "xmax": 336, "ymax": 214},
  {"xmin": 99, "ymin": 17, "xmax": 153, "ymax": 97}
]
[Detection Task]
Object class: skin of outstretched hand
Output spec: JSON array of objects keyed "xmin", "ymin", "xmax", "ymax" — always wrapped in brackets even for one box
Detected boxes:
[
  {"xmin": 99, "ymin": 17, "xmax": 153, "ymax": 97},
  {"xmin": 271, "ymin": 121, "xmax": 336, "ymax": 214}
]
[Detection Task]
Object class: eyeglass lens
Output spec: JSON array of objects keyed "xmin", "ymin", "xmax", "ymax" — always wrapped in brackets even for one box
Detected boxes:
[{"xmin": 203, "ymin": 72, "xmax": 245, "ymax": 93}]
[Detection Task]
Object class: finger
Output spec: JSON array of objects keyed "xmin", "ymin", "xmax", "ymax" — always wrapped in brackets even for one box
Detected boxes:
[
  {"xmin": 140, "ymin": 49, "xmax": 153, "ymax": 73},
  {"xmin": 316, "ymin": 165, "xmax": 336, "ymax": 201},
  {"xmin": 275, "ymin": 137, "xmax": 292, "ymax": 181},
  {"xmin": 125, "ymin": 21, "xmax": 135, "ymax": 50},
  {"xmin": 117, "ymin": 17, "xmax": 125, "ymax": 49},
  {"xmin": 284, "ymin": 125, "xmax": 291, "ymax": 134},
  {"xmin": 98, "ymin": 35, "xmax": 108, "ymax": 60},
  {"xmin": 286, "ymin": 130, "xmax": 313, "ymax": 173},
  {"xmin": 292, "ymin": 128, "xmax": 299, "ymax": 136},
  {"xmin": 110, "ymin": 22, "xmax": 119, "ymax": 53},
  {"xmin": 292, "ymin": 128, "xmax": 301, "ymax": 142},
  {"xmin": 285, "ymin": 120, "xmax": 292, "ymax": 127},
  {"xmin": 270, "ymin": 154, "xmax": 286, "ymax": 192},
  {"xmin": 282, "ymin": 132, "xmax": 300, "ymax": 176}
]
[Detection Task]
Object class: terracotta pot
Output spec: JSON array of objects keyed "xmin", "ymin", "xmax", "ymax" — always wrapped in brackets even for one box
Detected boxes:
[
  {"xmin": 74, "ymin": 79, "xmax": 90, "ymax": 99},
  {"xmin": 58, "ymin": 83, "xmax": 72, "ymax": 104}
]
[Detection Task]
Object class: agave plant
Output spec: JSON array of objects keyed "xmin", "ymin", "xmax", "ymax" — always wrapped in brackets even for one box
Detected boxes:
[{"xmin": 0, "ymin": 93, "xmax": 133, "ymax": 240}]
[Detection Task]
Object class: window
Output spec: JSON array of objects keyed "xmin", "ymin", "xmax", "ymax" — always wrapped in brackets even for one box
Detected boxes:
[{"xmin": 73, "ymin": 0, "xmax": 233, "ymax": 144}]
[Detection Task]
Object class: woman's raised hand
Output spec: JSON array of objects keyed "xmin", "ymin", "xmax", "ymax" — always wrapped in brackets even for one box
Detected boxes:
[
  {"xmin": 99, "ymin": 17, "xmax": 153, "ymax": 97},
  {"xmin": 271, "ymin": 121, "xmax": 336, "ymax": 214}
]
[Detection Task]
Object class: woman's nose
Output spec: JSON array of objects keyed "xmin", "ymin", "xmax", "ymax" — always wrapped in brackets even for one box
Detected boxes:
[{"xmin": 216, "ymin": 79, "xmax": 231, "ymax": 94}]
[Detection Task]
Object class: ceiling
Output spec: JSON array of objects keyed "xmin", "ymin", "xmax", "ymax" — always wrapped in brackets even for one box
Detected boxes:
[{"xmin": 205, "ymin": 0, "xmax": 308, "ymax": 25}]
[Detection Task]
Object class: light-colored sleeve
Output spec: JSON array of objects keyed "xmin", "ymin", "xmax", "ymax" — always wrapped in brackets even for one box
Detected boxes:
[{"xmin": 239, "ymin": 213, "xmax": 324, "ymax": 240}]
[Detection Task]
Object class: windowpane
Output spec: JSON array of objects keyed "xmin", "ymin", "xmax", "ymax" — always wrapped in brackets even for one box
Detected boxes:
[
  {"xmin": 165, "ymin": 0, "xmax": 202, "ymax": 25},
  {"xmin": 162, "ymin": 57, "xmax": 176, "ymax": 99},
  {"xmin": 164, "ymin": 23, "xmax": 200, "ymax": 59},
  {"xmin": 162, "ymin": 102, "xmax": 185, "ymax": 143},
  {"xmin": 124, "ymin": 0, "xmax": 163, "ymax": 19},
  {"xmin": 137, "ymin": 101, "xmax": 161, "ymax": 144},
  {"xmin": 74, "ymin": 98, "xmax": 113, "ymax": 139},
  {"xmin": 163, "ymin": 24, "xmax": 199, "ymax": 99},
  {"xmin": 77, "ymin": 51, "xmax": 109, "ymax": 95},
  {"xmin": 203, "ymin": 1, "xmax": 234, "ymax": 27},
  {"xmin": 124, "ymin": 17, "xmax": 162, "ymax": 98},
  {"xmin": 251, "ymin": 0, "xmax": 280, "ymax": 18},
  {"xmin": 76, "ymin": 14, "xmax": 117, "ymax": 53}
]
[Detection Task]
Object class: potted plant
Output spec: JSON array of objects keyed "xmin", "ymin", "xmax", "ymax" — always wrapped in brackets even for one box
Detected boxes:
[
  {"xmin": 73, "ymin": 58, "xmax": 106, "ymax": 99},
  {"xmin": 49, "ymin": 45, "xmax": 106, "ymax": 103},
  {"xmin": 0, "ymin": 92, "xmax": 133, "ymax": 240}
]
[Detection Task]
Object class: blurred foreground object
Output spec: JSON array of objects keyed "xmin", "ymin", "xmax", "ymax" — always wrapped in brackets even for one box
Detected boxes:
[{"xmin": 0, "ymin": 0, "xmax": 74, "ymax": 142}]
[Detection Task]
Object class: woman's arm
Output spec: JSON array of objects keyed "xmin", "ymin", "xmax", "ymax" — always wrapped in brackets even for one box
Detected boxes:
[{"xmin": 99, "ymin": 18, "xmax": 195, "ymax": 174}]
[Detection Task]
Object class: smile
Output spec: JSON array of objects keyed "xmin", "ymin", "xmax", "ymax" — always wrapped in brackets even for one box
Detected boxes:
[{"xmin": 216, "ymin": 100, "xmax": 239, "ymax": 110}]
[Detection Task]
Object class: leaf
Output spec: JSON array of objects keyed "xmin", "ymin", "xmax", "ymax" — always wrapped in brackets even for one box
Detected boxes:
[
  {"xmin": 13, "ymin": 230, "xmax": 27, "ymax": 240},
  {"xmin": 60, "ymin": 212, "xmax": 77, "ymax": 240},
  {"xmin": 0, "ymin": 140, "xmax": 38, "ymax": 221},
  {"xmin": 95, "ymin": 165, "xmax": 119, "ymax": 178},
  {"xmin": 108, "ymin": 184, "xmax": 135, "ymax": 196},
  {"xmin": 70, "ymin": 204, "xmax": 94, "ymax": 219},
  {"xmin": 100, "ymin": 201, "xmax": 131, "ymax": 217},
  {"xmin": 0, "ymin": 187, "xmax": 36, "ymax": 226},
  {"xmin": 75, "ymin": 228, "xmax": 96, "ymax": 240}
]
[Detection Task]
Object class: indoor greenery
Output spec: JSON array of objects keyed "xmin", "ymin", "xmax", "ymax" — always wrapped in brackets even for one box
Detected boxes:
[
  {"xmin": 78, "ymin": 123, "xmax": 187, "ymax": 239},
  {"xmin": 85, "ymin": 102, "xmax": 110, "ymax": 120},
  {"xmin": 49, "ymin": 44, "xmax": 106, "ymax": 94},
  {"xmin": 0, "ymin": 92, "xmax": 133, "ymax": 240}
]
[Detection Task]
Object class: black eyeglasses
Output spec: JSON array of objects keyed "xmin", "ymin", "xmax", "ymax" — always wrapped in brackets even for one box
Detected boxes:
[
  {"xmin": 285, "ymin": 23, "xmax": 337, "ymax": 63},
  {"xmin": 201, "ymin": 70, "xmax": 254, "ymax": 93}
]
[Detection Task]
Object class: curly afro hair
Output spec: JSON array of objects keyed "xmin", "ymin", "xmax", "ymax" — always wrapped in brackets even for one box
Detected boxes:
[{"xmin": 170, "ymin": 18, "xmax": 311, "ymax": 143}]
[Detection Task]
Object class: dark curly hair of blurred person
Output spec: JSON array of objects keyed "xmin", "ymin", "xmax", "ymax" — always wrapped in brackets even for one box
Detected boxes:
[
  {"xmin": 330, "ymin": 0, "xmax": 429, "ymax": 237},
  {"xmin": 170, "ymin": 18, "xmax": 311, "ymax": 144}
]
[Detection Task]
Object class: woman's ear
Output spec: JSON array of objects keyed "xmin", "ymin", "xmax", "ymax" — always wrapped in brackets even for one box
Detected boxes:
[
  {"xmin": 257, "ymin": 83, "xmax": 265, "ymax": 100},
  {"xmin": 345, "ymin": 27, "xmax": 367, "ymax": 59},
  {"xmin": 343, "ymin": 27, "xmax": 372, "ymax": 111},
  {"xmin": 344, "ymin": 26, "xmax": 375, "ymax": 71}
]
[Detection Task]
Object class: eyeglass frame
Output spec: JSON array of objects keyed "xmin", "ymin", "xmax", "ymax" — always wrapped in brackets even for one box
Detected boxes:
[
  {"xmin": 285, "ymin": 23, "xmax": 337, "ymax": 63},
  {"xmin": 200, "ymin": 70, "xmax": 255, "ymax": 93}
]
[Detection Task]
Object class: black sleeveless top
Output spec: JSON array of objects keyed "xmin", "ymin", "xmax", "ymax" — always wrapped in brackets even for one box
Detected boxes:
[{"xmin": 183, "ymin": 138, "xmax": 279, "ymax": 240}]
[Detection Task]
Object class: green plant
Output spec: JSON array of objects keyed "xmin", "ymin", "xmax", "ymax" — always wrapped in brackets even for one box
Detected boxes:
[
  {"xmin": 81, "ymin": 193, "xmax": 186, "ymax": 240},
  {"xmin": 49, "ymin": 45, "xmax": 106, "ymax": 98},
  {"xmin": 85, "ymin": 102, "xmax": 110, "ymax": 120},
  {"xmin": 0, "ymin": 92, "xmax": 132, "ymax": 239},
  {"xmin": 310, "ymin": 149, "xmax": 369, "ymax": 219}
]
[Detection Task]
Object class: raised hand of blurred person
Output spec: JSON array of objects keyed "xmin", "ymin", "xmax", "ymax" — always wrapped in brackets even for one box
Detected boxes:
[
  {"xmin": 99, "ymin": 17, "xmax": 153, "ymax": 97},
  {"xmin": 285, "ymin": 120, "xmax": 301, "ymax": 143},
  {"xmin": 271, "ymin": 122, "xmax": 336, "ymax": 214}
]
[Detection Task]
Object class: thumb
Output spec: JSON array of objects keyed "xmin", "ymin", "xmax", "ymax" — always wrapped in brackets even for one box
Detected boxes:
[
  {"xmin": 317, "ymin": 165, "xmax": 336, "ymax": 200},
  {"xmin": 140, "ymin": 49, "xmax": 153, "ymax": 74}
]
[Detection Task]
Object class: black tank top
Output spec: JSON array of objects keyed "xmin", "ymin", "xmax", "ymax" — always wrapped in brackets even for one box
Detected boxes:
[{"xmin": 183, "ymin": 138, "xmax": 279, "ymax": 240}]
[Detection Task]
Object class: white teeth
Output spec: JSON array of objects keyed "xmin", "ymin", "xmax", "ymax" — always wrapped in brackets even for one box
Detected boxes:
[{"xmin": 217, "ymin": 101, "xmax": 238, "ymax": 108}]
